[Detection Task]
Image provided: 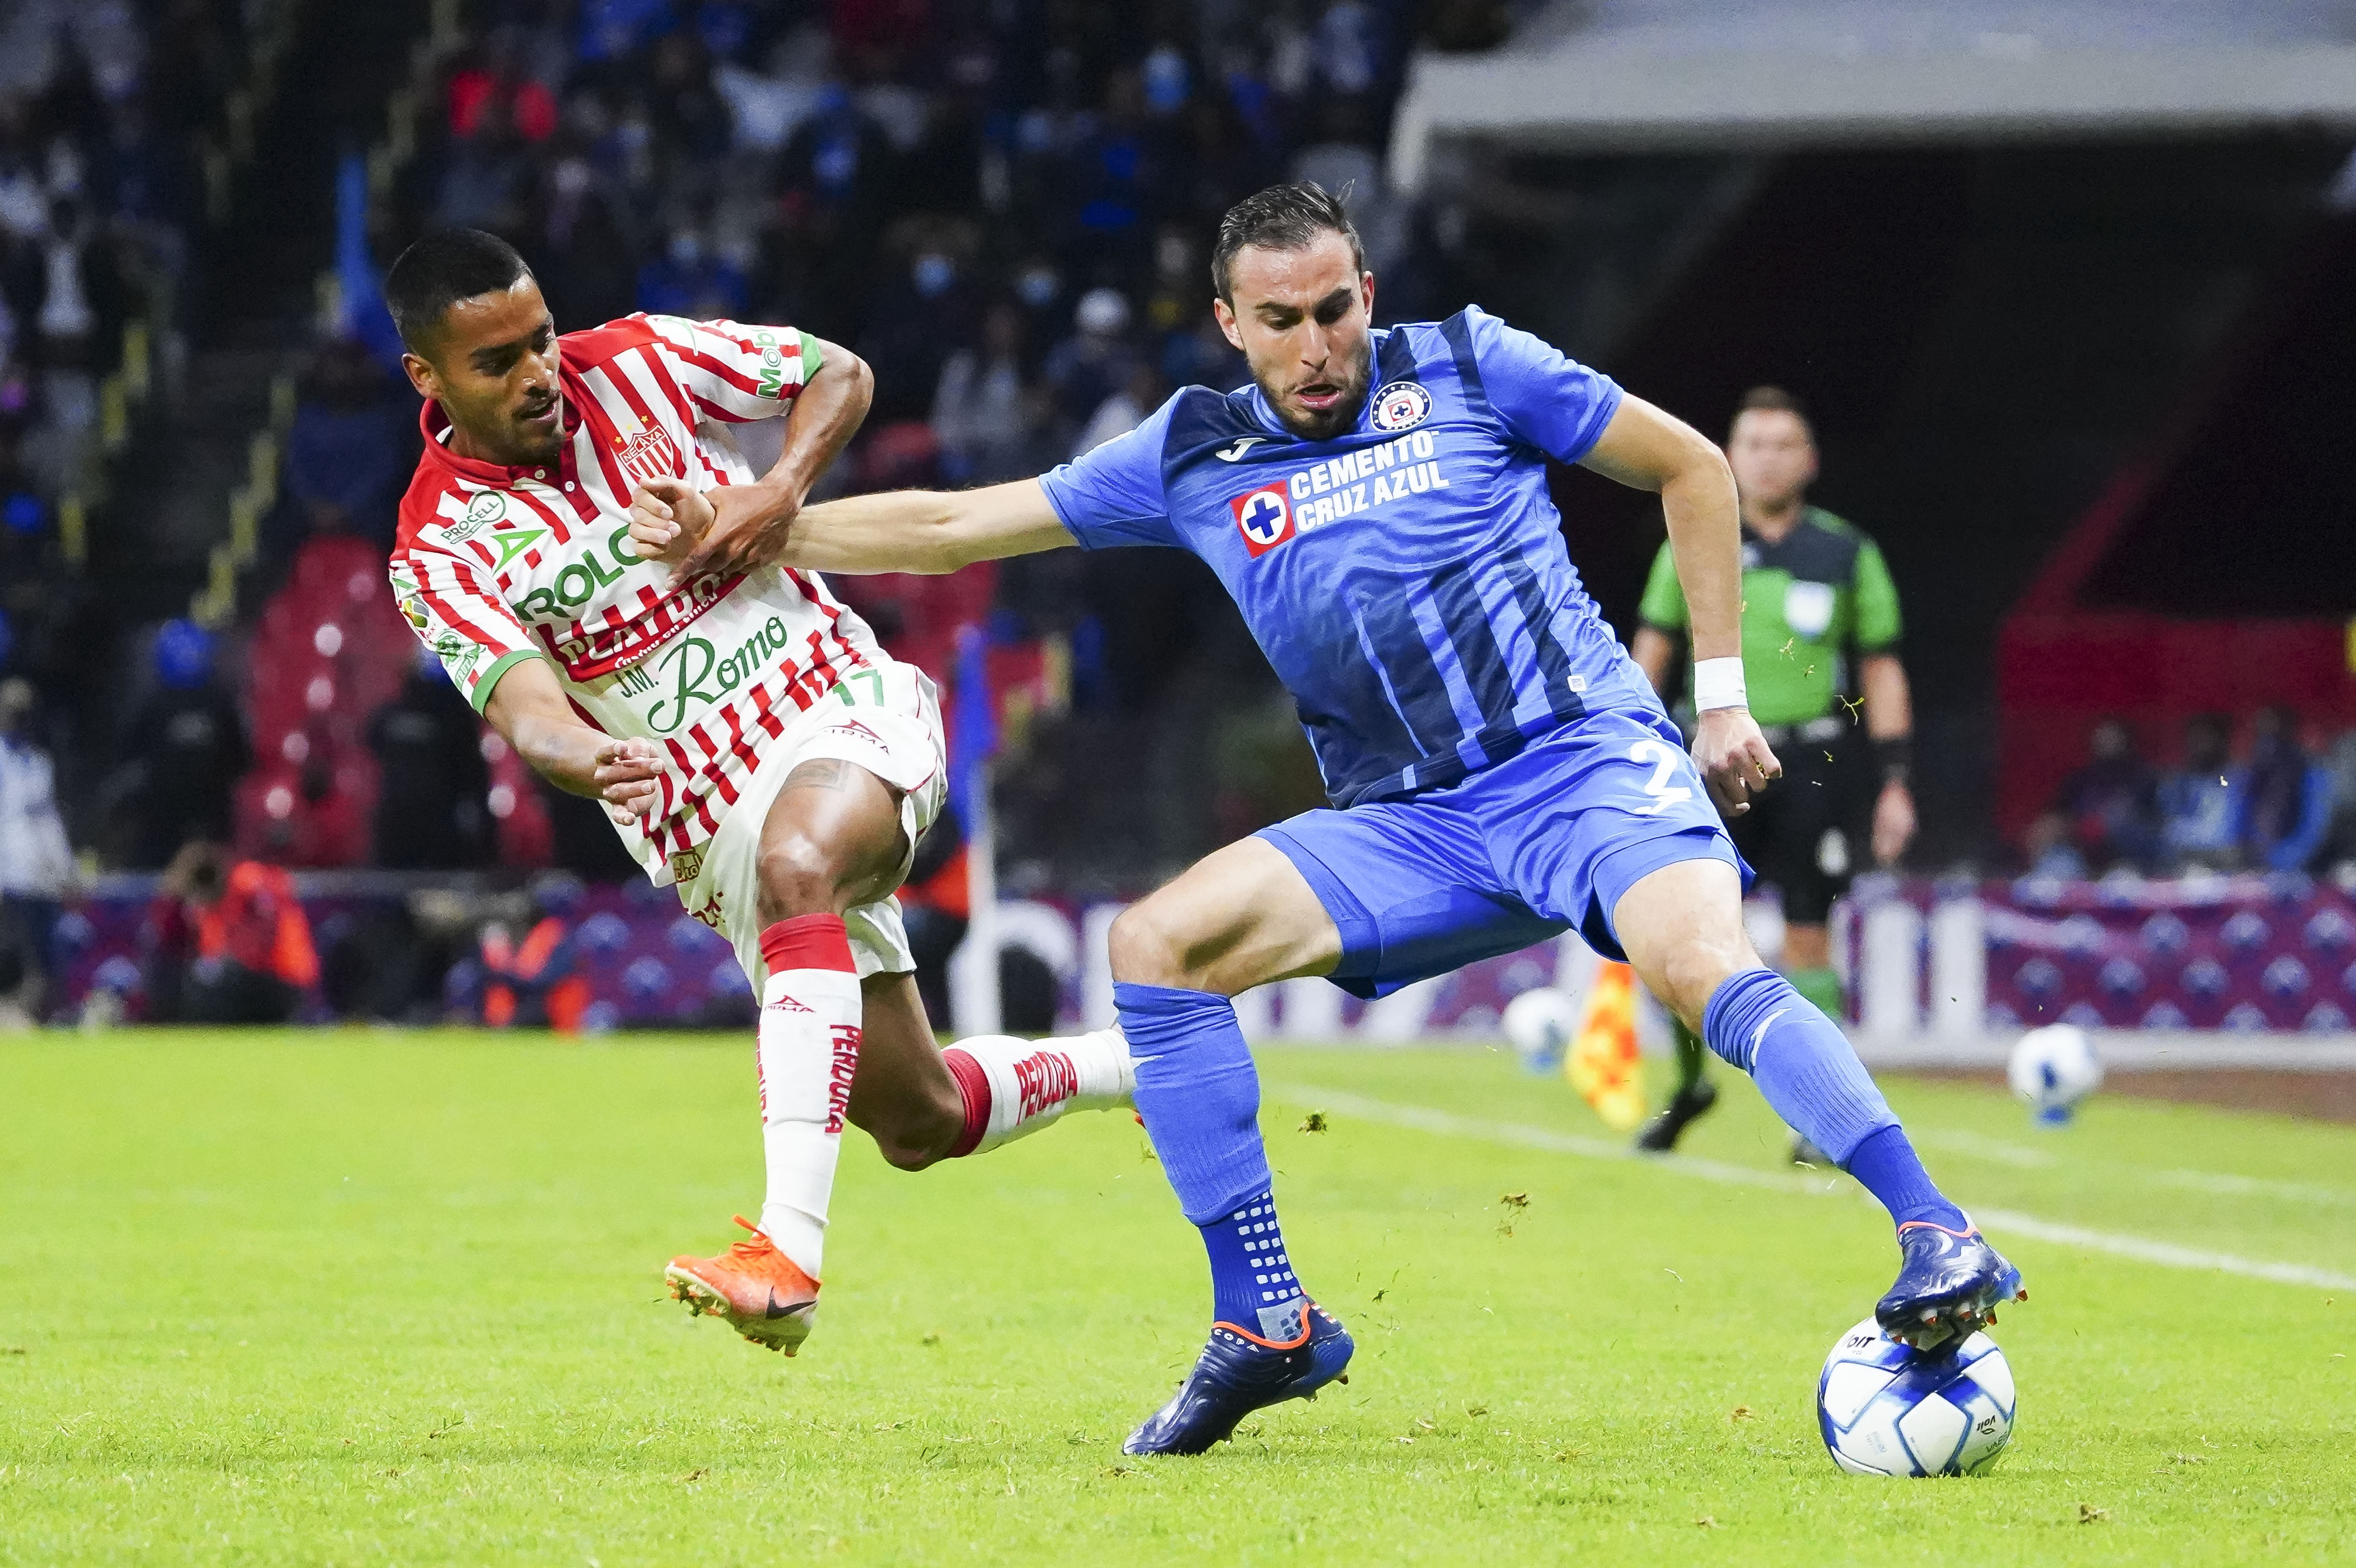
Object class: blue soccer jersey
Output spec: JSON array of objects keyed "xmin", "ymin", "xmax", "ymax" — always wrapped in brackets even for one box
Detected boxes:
[{"xmin": 1039, "ymin": 305, "xmax": 1664, "ymax": 809}]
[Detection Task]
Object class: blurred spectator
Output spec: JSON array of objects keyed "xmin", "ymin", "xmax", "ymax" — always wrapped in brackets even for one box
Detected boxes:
[
  {"xmin": 1071, "ymin": 359, "xmax": 1165, "ymax": 458},
  {"xmin": 2157, "ymin": 713, "xmax": 2239, "ymax": 870},
  {"xmin": 437, "ymin": 98, "xmax": 531, "ymax": 232},
  {"xmin": 859, "ymin": 222, "xmax": 976, "ymax": 423},
  {"xmin": 366, "ymin": 651, "xmax": 492, "ymax": 870},
  {"xmin": 533, "ymin": 160, "xmax": 637, "ymax": 327},
  {"xmin": 2321, "ymin": 729, "xmax": 2356, "ymax": 870},
  {"xmin": 1043, "ymin": 287, "xmax": 1137, "ymax": 441},
  {"xmin": 930, "ymin": 300, "xmax": 1033, "ymax": 482},
  {"xmin": 118, "ymin": 620, "xmax": 247, "ymax": 869},
  {"xmin": 478, "ymin": 872, "xmax": 589, "ymax": 1032},
  {"xmin": 284, "ymin": 338, "xmax": 406, "ymax": 549},
  {"xmin": 2238, "ymin": 705, "xmax": 2333, "ymax": 873},
  {"xmin": 158, "ymin": 851, "xmax": 319, "ymax": 1026},
  {"xmin": 635, "ymin": 225, "xmax": 747, "ymax": 318},
  {"xmin": 138, "ymin": 838, "xmax": 220, "ymax": 1022},
  {"xmin": 2021, "ymin": 810, "xmax": 2086, "ymax": 880},
  {"xmin": 2049, "ymin": 716, "xmax": 2160, "ymax": 873},
  {"xmin": 446, "ymin": 33, "xmax": 560, "ymax": 145},
  {"xmin": 0, "ymin": 677, "xmax": 72, "ymax": 1016}
]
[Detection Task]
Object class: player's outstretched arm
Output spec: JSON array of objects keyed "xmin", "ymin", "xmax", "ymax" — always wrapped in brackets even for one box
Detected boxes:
[
  {"xmin": 1579, "ymin": 394, "xmax": 1780, "ymax": 813},
  {"xmin": 649, "ymin": 337, "xmax": 875, "ymax": 586},
  {"xmin": 482, "ymin": 656, "xmax": 665, "ymax": 824},
  {"xmin": 774, "ymin": 478, "xmax": 1077, "ymax": 576}
]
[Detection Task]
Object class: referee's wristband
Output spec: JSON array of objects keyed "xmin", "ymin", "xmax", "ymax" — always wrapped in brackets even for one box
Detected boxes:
[
  {"xmin": 1873, "ymin": 736, "xmax": 1913, "ymax": 786},
  {"xmin": 1691, "ymin": 657, "xmax": 1747, "ymax": 712}
]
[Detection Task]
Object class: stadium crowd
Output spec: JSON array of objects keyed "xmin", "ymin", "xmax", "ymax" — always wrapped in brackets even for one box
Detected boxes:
[
  {"xmin": 2032, "ymin": 709, "xmax": 2356, "ymax": 880},
  {"xmin": 4, "ymin": 0, "xmax": 2356, "ymax": 1030}
]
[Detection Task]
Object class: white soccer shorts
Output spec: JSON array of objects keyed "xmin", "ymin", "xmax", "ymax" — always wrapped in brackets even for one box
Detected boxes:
[{"xmin": 673, "ymin": 661, "xmax": 946, "ymax": 994}]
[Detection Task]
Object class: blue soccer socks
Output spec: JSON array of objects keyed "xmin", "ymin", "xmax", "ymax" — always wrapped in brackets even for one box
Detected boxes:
[
  {"xmin": 1116, "ymin": 981, "xmax": 1313, "ymax": 1334},
  {"xmin": 1116, "ymin": 982, "xmax": 1273, "ymax": 1223},
  {"xmin": 1701, "ymin": 967, "xmax": 1964, "ymax": 1230},
  {"xmin": 1199, "ymin": 1191, "xmax": 1308, "ymax": 1341},
  {"xmin": 1846, "ymin": 1124, "xmax": 1970, "ymax": 1232}
]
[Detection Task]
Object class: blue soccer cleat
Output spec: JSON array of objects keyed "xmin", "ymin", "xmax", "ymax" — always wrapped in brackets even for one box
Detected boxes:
[
  {"xmin": 1875, "ymin": 1219, "xmax": 2026, "ymax": 1351},
  {"xmin": 1122, "ymin": 1302, "xmax": 1355, "ymax": 1456}
]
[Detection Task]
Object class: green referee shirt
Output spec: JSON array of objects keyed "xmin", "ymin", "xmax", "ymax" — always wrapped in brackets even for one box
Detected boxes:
[{"xmin": 1637, "ymin": 506, "xmax": 1902, "ymax": 729}]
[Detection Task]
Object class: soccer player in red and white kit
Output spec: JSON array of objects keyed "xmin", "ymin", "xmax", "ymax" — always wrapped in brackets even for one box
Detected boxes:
[{"xmin": 383, "ymin": 229, "xmax": 1134, "ymax": 1356}]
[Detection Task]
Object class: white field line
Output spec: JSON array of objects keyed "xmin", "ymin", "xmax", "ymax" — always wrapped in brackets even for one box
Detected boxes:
[
  {"xmin": 1912, "ymin": 1127, "xmax": 2356, "ymax": 1208},
  {"xmin": 1271, "ymin": 1083, "xmax": 2356, "ymax": 1294}
]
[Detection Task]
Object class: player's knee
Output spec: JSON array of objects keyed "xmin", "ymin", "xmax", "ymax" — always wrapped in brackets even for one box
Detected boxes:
[
  {"xmin": 754, "ymin": 835, "xmax": 847, "ymax": 926},
  {"xmin": 1107, "ymin": 901, "xmax": 1191, "ymax": 989},
  {"xmin": 1659, "ymin": 932, "xmax": 1756, "ymax": 1026}
]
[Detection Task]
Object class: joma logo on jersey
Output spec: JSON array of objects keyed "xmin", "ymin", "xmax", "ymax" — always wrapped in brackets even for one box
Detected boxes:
[
  {"xmin": 1230, "ymin": 484, "xmax": 1295, "ymax": 559},
  {"xmin": 613, "ymin": 421, "xmax": 682, "ymax": 485}
]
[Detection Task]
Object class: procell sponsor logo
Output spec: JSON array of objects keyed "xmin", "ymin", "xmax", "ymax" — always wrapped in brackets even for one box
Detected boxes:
[
  {"xmin": 613, "ymin": 419, "xmax": 684, "ymax": 486},
  {"xmin": 445, "ymin": 490, "xmax": 505, "ymax": 542},
  {"xmin": 1014, "ymin": 1049, "xmax": 1078, "ymax": 1120},
  {"xmin": 1230, "ymin": 483, "xmax": 1294, "ymax": 558},
  {"xmin": 824, "ymin": 1023, "xmax": 861, "ymax": 1134},
  {"xmin": 693, "ymin": 889, "xmax": 726, "ymax": 930},
  {"xmin": 1369, "ymin": 380, "xmax": 1432, "ymax": 432},
  {"xmin": 668, "ymin": 846, "xmax": 705, "ymax": 882}
]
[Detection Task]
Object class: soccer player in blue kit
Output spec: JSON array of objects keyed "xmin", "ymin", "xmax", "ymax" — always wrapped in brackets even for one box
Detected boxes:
[{"xmin": 631, "ymin": 183, "xmax": 2025, "ymax": 1456}]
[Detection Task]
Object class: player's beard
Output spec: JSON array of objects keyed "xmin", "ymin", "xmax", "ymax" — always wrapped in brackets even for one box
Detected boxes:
[{"xmin": 1258, "ymin": 341, "xmax": 1371, "ymax": 443}]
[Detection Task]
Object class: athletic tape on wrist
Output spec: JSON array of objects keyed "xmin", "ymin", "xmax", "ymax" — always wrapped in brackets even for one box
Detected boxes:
[{"xmin": 1691, "ymin": 657, "xmax": 1748, "ymax": 712}]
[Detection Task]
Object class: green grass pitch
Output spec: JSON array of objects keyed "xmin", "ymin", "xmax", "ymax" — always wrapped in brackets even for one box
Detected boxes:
[{"xmin": 2, "ymin": 1030, "xmax": 2350, "ymax": 1566}]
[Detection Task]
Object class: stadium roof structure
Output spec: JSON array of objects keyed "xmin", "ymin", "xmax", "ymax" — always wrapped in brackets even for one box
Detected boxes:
[{"xmin": 1391, "ymin": 0, "xmax": 2356, "ymax": 189}]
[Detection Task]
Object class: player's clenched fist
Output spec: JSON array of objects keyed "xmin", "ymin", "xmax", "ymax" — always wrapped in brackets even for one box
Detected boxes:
[
  {"xmin": 1692, "ymin": 707, "xmax": 1782, "ymax": 817},
  {"xmin": 627, "ymin": 477, "xmax": 716, "ymax": 569},
  {"xmin": 593, "ymin": 736, "xmax": 666, "ymax": 824}
]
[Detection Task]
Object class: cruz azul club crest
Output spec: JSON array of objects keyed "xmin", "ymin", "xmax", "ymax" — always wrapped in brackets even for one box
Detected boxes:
[
  {"xmin": 1370, "ymin": 380, "xmax": 1432, "ymax": 433},
  {"xmin": 614, "ymin": 419, "xmax": 684, "ymax": 485},
  {"xmin": 1230, "ymin": 482, "xmax": 1295, "ymax": 559}
]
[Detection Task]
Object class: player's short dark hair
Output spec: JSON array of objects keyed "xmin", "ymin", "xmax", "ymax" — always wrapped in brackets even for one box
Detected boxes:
[
  {"xmin": 1211, "ymin": 182, "xmax": 1366, "ymax": 302},
  {"xmin": 383, "ymin": 228, "xmax": 534, "ymax": 356},
  {"xmin": 1732, "ymin": 385, "xmax": 1813, "ymax": 438}
]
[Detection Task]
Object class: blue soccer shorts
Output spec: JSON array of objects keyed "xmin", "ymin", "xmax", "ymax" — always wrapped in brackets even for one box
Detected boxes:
[{"xmin": 1258, "ymin": 705, "xmax": 1751, "ymax": 998}]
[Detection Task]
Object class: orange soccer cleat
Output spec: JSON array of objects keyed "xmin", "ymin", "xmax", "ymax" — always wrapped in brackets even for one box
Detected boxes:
[{"xmin": 664, "ymin": 1216, "xmax": 820, "ymax": 1355}]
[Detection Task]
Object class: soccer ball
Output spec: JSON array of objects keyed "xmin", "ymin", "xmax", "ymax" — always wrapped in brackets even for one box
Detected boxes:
[
  {"xmin": 2008, "ymin": 1023, "xmax": 2103, "ymax": 1125},
  {"xmin": 1817, "ymin": 1316, "xmax": 2015, "ymax": 1477},
  {"xmin": 1502, "ymin": 985, "xmax": 1579, "ymax": 1073}
]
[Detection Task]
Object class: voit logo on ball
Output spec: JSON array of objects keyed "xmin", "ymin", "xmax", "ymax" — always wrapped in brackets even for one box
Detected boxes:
[
  {"xmin": 1371, "ymin": 380, "xmax": 1432, "ymax": 433},
  {"xmin": 1230, "ymin": 482, "xmax": 1295, "ymax": 559}
]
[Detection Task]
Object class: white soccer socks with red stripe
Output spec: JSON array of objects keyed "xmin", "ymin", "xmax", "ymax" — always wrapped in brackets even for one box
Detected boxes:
[
  {"xmin": 754, "ymin": 914, "xmax": 865, "ymax": 1279},
  {"xmin": 941, "ymin": 1029, "xmax": 1136, "ymax": 1157}
]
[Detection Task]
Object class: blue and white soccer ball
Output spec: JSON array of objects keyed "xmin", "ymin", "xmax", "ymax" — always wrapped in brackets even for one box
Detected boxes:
[
  {"xmin": 1502, "ymin": 985, "xmax": 1579, "ymax": 1073},
  {"xmin": 2007, "ymin": 1023, "xmax": 2103, "ymax": 1126},
  {"xmin": 1817, "ymin": 1316, "xmax": 2015, "ymax": 1477}
]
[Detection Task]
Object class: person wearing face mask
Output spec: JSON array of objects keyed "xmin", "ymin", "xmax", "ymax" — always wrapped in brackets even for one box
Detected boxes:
[{"xmin": 635, "ymin": 225, "xmax": 749, "ymax": 320}]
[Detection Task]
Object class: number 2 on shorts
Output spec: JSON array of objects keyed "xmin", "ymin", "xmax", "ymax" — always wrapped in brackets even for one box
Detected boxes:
[
  {"xmin": 832, "ymin": 671, "xmax": 886, "ymax": 707},
  {"xmin": 1628, "ymin": 739, "xmax": 1694, "ymax": 817}
]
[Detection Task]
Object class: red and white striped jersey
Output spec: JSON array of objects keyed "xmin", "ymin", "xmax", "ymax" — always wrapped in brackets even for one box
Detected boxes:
[{"xmin": 390, "ymin": 313, "xmax": 886, "ymax": 886}]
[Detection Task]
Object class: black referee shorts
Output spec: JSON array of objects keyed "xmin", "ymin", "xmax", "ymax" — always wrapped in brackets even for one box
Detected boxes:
[{"xmin": 1726, "ymin": 719, "xmax": 1868, "ymax": 927}]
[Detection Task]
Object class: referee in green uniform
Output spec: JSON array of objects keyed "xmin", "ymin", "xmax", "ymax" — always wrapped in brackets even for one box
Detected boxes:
[{"xmin": 1628, "ymin": 386, "xmax": 1918, "ymax": 1154}]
